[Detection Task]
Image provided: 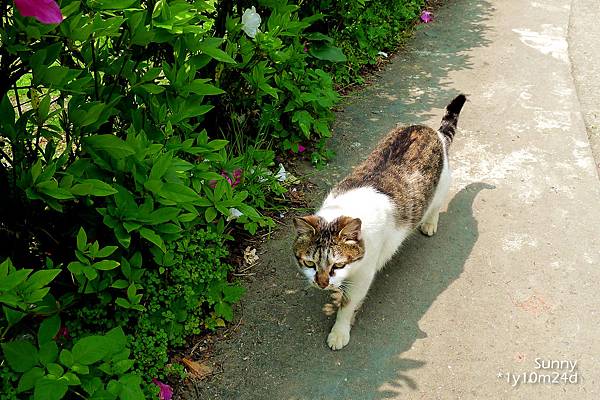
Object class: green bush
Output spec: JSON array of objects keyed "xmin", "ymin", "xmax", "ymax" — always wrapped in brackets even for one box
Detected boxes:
[
  {"xmin": 0, "ymin": 0, "xmax": 427, "ymax": 397},
  {"xmin": 302, "ymin": 0, "xmax": 426, "ymax": 84}
]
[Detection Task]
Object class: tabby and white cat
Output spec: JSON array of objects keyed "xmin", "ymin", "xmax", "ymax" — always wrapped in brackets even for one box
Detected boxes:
[{"xmin": 293, "ymin": 95, "xmax": 466, "ymax": 350}]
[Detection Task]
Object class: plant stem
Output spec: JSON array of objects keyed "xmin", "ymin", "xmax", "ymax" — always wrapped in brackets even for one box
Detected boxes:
[{"xmin": 90, "ymin": 37, "xmax": 100, "ymax": 100}]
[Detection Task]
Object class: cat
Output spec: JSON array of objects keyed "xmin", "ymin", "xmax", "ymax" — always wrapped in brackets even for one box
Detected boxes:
[{"xmin": 293, "ymin": 94, "xmax": 467, "ymax": 350}]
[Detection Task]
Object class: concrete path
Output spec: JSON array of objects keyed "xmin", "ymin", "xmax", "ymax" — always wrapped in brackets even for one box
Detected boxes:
[{"xmin": 190, "ymin": 0, "xmax": 600, "ymax": 398}]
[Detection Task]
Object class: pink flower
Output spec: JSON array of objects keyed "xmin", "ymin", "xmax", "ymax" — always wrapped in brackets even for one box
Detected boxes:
[
  {"xmin": 210, "ymin": 169, "xmax": 243, "ymax": 188},
  {"xmin": 420, "ymin": 11, "xmax": 433, "ymax": 23},
  {"xmin": 224, "ymin": 169, "xmax": 242, "ymax": 187},
  {"xmin": 152, "ymin": 379, "xmax": 173, "ymax": 400},
  {"xmin": 297, "ymin": 144, "xmax": 306, "ymax": 153},
  {"xmin": 54, "ymin": 326, "xmax": 69, "ymax": 340},
  {"xmin": 14, "ymin": 0, "xmax": 63, "ymax": 24}
]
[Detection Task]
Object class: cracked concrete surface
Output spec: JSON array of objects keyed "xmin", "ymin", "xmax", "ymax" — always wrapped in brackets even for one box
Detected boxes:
[{"xmin": 187, "ymin": 0, "xmax": 600, "ymax": 398}]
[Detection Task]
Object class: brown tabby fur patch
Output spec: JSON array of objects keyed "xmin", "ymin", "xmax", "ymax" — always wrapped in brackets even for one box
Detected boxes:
[{"xmin": 332, "ymin": 125, "xmax": 444, "ymax": 227}]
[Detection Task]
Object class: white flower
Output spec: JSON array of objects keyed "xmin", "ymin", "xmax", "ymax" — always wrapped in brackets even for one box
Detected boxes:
[
  {"xmin": 241, "ymin": 7, "xmax": 261, "ymax": 38},
  {"xmin": 275, "ymin": 163, "xmax": 288, "ymax": 182},
  {"xmin": 227, "ymin": 208, "xmax": 243, "ymax": 221}
]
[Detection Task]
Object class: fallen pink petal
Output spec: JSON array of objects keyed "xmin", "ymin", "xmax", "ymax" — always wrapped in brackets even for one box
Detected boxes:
[
  {"xmin": 420, "ymin": 10, "xmax": 433, "ymax": 23},
  {"xmin": 152, "ymin": 379, "xmax": 173, "ymax": 400},
  {"xmin": 14, "ymin": 0, "xmax": 63, "ymax": 24},
  {"xmin": 297, "ymin": 144, "xmax": 306, "ymax": 153}
]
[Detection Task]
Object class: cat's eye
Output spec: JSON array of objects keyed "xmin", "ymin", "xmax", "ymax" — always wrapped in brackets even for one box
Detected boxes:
[
  {"xmin": 303, "ymin": 260, "xmax": 315, "ymax": 268},
  {"xmin": 332, "ymin": 263, "xmax": 345, "ymax": 269}
]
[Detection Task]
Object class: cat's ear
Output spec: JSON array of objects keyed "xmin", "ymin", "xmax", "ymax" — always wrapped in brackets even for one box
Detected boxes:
[
  {"xmin": 338, "ymin": 217, "xmax": 362, "ymax": 242},
  {"xmin": 293, "ymin": 215, "xmax": 321, "ymax": 236}
]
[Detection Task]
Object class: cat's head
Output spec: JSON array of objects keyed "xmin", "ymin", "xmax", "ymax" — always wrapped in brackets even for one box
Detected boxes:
[{"xmin": 293, "ymin": 215, "xmax": 365, "ymax": 289}]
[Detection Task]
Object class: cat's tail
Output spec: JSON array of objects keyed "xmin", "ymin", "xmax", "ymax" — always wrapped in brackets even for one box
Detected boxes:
[{"xmin": 439, "ymin": 94, "xmax": 467, "ymax": 144}]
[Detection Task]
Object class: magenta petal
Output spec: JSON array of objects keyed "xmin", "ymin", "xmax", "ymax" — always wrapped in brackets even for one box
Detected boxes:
[
  {"xmin": 420, "ymin": 11, "xmax": 433, "ymax": 23},
  {"xmin": 297, "ymin": 145, "xmax": 306, "ymax": 153},
  {"xmin": 14, "ymin": 0, "xmax": 63, "ymax": 24},
  {"xmin": 152, "ymin": 379, "xmax": 173, "ymax": 400}
]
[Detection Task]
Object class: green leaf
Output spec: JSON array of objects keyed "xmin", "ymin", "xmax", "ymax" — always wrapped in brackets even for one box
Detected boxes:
[
  {"xmin": 0, "ymin": 268, "xmax": 32, "ymax": 291},
  {"xmin": 63, "ymin": 372, "xmax": 81, "ymax": 386},
  {"xmin": 204, "ymin": 207, "xmax": 217, "ymax": 223},
  {"xmin": 118, "ymin": 374, "xmax": 144, "ymax": 400},
  {"xmin": 111, "ymin": 280, "xmax": 129, "ymax": 289},
  {"xmin": 71, "ymin": 364, "xmax": 89, "ymax": 375},
  {"xmin": 115, "ymin": 298, "xmax": 130, "ymax": 309},
  {"xmin": 31, "ymin": 160, "xmax": 43, "ymax": 183},
  {"xmin": 178, "ymin": 213, "xmax": 197, "ymax": 222},
  {"xmin": 215, "ymin": 301, "xmax": 233, "ymax": 321},
  {"xmin": 24, "ymin": 270, "xmax": 61, "ymax": 290},
  {"xmin": 59, "ymin": 349, "xmax": 74, "ymax": 367},
  {"xmin": 67, "ymin": 261, "xmax": 86, "ymax": 275},
  {"xmin": 198, "ymin": 42, "xmax": 236, "ymax": 63},
  {"xmin": 34, "ymin": 377, "xmax": 68, "ymax": 400},
  {"xmin": 148, "ymin": 207, "xmax": 179, "ymax": 224},
  {"xmin": 222, "ymin": 284, "xmax": 245, "ymax": 302},
  {"xmin": 84, "ymin": 135, "xmax": 135, "ymax": 160},
  {"xmin": 36, "ymin": 181, "xmax": 74, "ymax": 200},
  {"xmin": 139, "ymin": 228, "xmax": 166, "ymax": 253},
  {"xmin": 38, "ymin": 315, "xmax": 61, "ymax": 346},
  {"xmin": 207, "ymin": 139, "xmax": 229, "ymax": 150},
  {"xmin": 83, "ymin": 266, "xmax": 98, "ymax": 280},
  {"xmin": 155, "ymin": 223, "xmax": 181, "ymax": 234},
  {"xmin": 149, "ymin": 153, "xmax": 172, "ymax": 180},
  {"xmin": 113, "ymin": 359, "xmax": 134, "ymax": 374},
  {"xmin": 2, "ymin": 340, "xmax": 39, "ymax": 372},
  {"xmin": 46, "ymin": 362, "xmax": 64, "ymax": 377},
  {"xmin": 0, "ymin": 94, "xmax": 16, "ymax": 137},
  {"xmin": 188, "ymin": 80, "xmax": 225, "ymax": 96},
  {"xmin": 71, "ymin": 179, "xmax": 117, "ymax": 196},
  {"xmin": 17, "ymin": 367, "xmax": 44, "ymax": 393},
  {"xmin": 3, "ymin": 305, "xmax": 25, "ymax": 326},
  {"xmin": 89, "ymin": 0, "xmax": 137, "ymax": 10},
  {"xmin": 292, "ymin": 110, "xmax": 313, "ymax": 138},
  {"xmin": 96, "ymin": 246, "xmax": 118, "ymax": 258},
  {"xmin": 72, "ymin": 336, "xmax": 110, "ymax": 365},
  {"xmin": 39, "ymin": 342, "xmax": 59, "ymax": 366},
  {"xmin": 93, "ymin": 260, "xmax": 120, "ymax": 271},
  {"xmin": 76, "ymin": 228, "xmax": 87, "ymax": 252},
  {"xmin": 139, "ymin": 84, "xmax": 165, "ymax": 94},
  {"xmin": 309, "ymin": 43, "xmax": 347, "ymax": 62},
  {"xmin": 158, "ymin": 183, "xmax": 199, "ymax": 203},
  {"xmin": 104, "ymin": 327, "xmax": 127, "ymax": 353},
  {"xmin": 71, "ymin": 103, "xmax": 108, "ymax": 127}
]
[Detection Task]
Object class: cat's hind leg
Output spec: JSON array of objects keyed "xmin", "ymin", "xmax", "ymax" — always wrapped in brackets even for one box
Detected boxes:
[{"xmin": 420, "ymin": 156, "xmax": 451, "ymax": 237}]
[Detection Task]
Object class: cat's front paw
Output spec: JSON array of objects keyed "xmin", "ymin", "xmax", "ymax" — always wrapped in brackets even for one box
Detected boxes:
[
  {"xmin": 327, "ymin": 326, "xmax": 350, "ymax": 350},
  {"xmin": 420, "ymin": 221, "xmax": 437, "ymax": 236}
]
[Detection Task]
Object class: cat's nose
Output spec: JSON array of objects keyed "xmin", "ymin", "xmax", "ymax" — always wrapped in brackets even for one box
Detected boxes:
[{"xmin": 315, "ymin": 276, "xmax": 329, "ymax": 288}]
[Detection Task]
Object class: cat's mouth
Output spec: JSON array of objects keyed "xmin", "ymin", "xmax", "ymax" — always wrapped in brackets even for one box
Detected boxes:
[{"xmin": 312, "ymin": 280, "xmax": 337, "ymax": 290}]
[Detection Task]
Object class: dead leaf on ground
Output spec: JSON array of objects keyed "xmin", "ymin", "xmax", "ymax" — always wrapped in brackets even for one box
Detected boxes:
[
  {"xmin": 182, "ymin": 358, "xmax": 213, "ymax": 380},
  {"xmin": 243, "ymin": 246, "xmax": 259, "ymax": 266}
]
